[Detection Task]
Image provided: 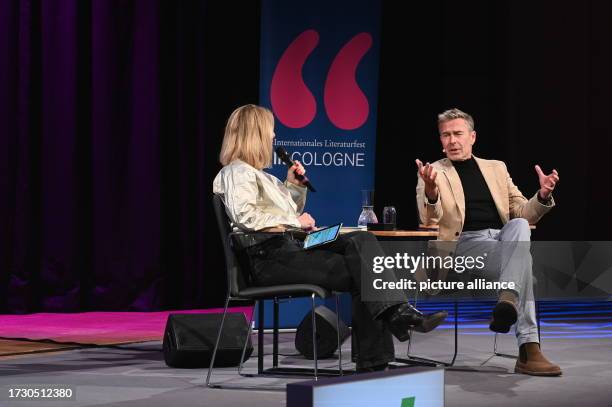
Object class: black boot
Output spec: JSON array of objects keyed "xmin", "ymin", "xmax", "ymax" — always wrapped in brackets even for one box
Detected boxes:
[
  {"xmin": 413, "ymin": 309, "xmax": 449, "ymax": 333},
  {"xmin": 382, "ymin": 303, "xmax": 448, "ymax": 341}
]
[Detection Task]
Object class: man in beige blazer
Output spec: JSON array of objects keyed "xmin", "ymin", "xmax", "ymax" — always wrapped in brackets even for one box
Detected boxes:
[{"xmin": 415, "ymin": 108, "xmax": 561, "ymax": 376}]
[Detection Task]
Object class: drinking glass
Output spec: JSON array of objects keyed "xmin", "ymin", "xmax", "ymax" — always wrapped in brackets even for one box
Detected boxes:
[{"xmin": 383, "ymin": 206, "xmax": 397, "ymax": 229}]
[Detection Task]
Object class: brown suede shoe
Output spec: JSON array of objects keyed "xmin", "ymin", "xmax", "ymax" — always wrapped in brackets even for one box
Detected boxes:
[
  {"xmin": 489, "ymin": 290, "xmax": 518, "ymax": 333},
  {"xmin": 515, "ymin": 342, "xmax": 562, "ymax": 376}
]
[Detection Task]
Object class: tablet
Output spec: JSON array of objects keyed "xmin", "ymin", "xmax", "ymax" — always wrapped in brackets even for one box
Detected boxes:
[{"xmin": 303, "ymin": 223, "xmax": 343, "ymax": 250}]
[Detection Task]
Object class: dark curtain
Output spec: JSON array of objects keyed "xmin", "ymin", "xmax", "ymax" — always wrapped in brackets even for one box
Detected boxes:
[{"xmin": 0, "ymin": 0, "xmax": 260, "ymax": 313}]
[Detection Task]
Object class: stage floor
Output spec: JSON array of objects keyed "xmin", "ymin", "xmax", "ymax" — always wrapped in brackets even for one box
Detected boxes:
[{"xmin": 0, "ymin": 302, "xmax": 610, "ymax": 406}]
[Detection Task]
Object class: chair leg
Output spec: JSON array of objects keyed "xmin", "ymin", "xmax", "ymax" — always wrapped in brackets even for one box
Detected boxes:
[
  {"xmin": 397, "ymin": 298, "xmax": 458, "ymax": 367},
  {"xmin": 311, "ymin": 293, "xmax": 318, "ymax": 380},
  {"xmin": 537, "ymin": 300, "xmax": 541, "ymax": 343},
  {"xmin": 493, "ymin": 335, "xmax": 517, "ymax": 358},
  {"xmin": 258, "ymin": 300, "xmax": 265, "ymax": 374},
  {"xmin": 206, "ymin": 295, "xmax": 231, "ymax": 387},
  {"xmin": 238, "ymin": 301, "xmax": 257, "ymax": 376},
  {"xmin": 335, "ymin": 294, "xmax": 343, "ymax": 375},
  {"xmin": 405, "ymin": 288, "xmax": 418, "ymax": 357},
  {"xmin": 493, "ymin": 332, "xmax": 499, "ymax": 354},
  {"xmin": 449, "ymin": 299, "xmax": 458, "ymax": 366},
  {"xmin": 492, "ymin": 330, "xmax": 512, "ymax": 358},
  {"xmin": 406, "ymin": 330, "xmax": 413, "ymax": 356},
  {"xmin": 273, "ymin": 298, "xmax": 279, "ymax": 368}
]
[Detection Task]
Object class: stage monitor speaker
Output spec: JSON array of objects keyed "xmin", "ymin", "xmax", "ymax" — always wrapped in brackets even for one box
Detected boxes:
[
  {"xmin": 295, "ymin": 305, "xmax": 350, "ymax": 359},
  {"xmin": 163, "ymin": 313, "xmax": 253, "ymax": 368}
]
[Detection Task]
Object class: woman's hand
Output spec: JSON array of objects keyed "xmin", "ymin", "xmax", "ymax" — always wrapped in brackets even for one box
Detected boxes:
[
  {"xmin": 297, "ymin": 212, "xmax": 316, "ymax": 230},
  {"xmin": 287, "ymin": 160, "xmax": 306, "ymax": 186}
]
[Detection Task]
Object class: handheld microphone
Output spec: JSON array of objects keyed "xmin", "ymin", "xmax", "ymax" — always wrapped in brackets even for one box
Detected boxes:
[{"xmin": 275, "ymin": 146, "xmax": 316, "ymax": 192}]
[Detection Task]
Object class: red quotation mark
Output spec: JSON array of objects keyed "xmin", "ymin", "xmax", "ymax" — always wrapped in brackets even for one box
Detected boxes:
[
  {"xmin": 271, "ymin": 30, "xmax": 373, "ymax": 130},
  {"xmin": 270, "ymin": 30, "xmax": 319, "ymax": 129}
]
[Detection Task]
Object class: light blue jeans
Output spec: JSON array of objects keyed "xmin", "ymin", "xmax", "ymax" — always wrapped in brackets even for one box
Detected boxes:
[{"xmin": 456, "ymin": 218, "xmax": 539, "ymax": 346}]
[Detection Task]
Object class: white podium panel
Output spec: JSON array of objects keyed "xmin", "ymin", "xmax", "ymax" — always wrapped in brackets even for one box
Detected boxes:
[{"xmin": 287, "ymin": 367, "xmax": 444, "ymax": 407}]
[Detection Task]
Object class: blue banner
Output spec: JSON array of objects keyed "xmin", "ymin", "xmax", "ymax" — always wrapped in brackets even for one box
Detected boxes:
[
  {"xmin": 260, "ymin": 0, "xmax": 381, "ymax": 226},
  {"xmin": 257, "ymin": 0, "xmax": 381, "ymax": 328}
]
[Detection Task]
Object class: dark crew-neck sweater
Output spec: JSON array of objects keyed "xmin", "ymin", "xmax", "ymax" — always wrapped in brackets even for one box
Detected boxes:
[{"xmin": 452, "ymin": 157, "xmax": 503, "ymax": 231}]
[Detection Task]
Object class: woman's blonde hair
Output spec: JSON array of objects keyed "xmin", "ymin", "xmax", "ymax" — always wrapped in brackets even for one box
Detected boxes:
[{"xmin": 219, "ymin": 104, "xmax": 275, "ymax": 169}]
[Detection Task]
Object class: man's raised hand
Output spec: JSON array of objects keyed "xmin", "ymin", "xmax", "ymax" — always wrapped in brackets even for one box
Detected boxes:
[
  {"xmin": 535, "ymin": 165, "xmax": 559, "ymax": 200},
  {"xmin": 416, "ymin": 159, "xmax": 439, "ymax": 202}
]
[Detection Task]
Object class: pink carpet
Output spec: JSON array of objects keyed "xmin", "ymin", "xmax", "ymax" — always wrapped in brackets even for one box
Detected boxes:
[{"xmin": 0, "ymin": 307, "xmax": 253, "ymax": 345}]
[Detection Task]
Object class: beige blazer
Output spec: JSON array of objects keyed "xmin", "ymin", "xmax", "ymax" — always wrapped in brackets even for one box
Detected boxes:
[{"xmin": 416, "ymin": 156, "xmax": 554, "ymax": 241}]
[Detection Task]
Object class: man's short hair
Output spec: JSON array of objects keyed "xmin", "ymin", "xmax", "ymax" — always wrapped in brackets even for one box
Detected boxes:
[{"xmin": 438, "ymin": 108, "xmax": 475, "ymax": 132}]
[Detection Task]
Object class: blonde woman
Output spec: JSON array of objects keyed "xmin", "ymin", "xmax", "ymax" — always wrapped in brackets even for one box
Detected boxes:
[{"xmin": 213, "ymin": 104, "xmax": 447, "ymax": 372}]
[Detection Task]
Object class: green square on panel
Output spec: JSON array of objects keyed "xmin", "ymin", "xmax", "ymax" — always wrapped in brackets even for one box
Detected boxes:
[{"xmin": 401, "ymin": 396, "xmax": 415, "ymax": 407}]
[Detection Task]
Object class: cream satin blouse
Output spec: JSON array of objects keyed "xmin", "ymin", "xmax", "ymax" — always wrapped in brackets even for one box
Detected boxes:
[{"xmin": 213, "ymin": 159, "xmax": 307, "ymax": 231}]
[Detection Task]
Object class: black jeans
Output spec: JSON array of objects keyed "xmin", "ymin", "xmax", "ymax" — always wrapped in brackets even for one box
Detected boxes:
[{"xmin": 250, "ymin": 231, "xmax": 404, "ymax": 368}]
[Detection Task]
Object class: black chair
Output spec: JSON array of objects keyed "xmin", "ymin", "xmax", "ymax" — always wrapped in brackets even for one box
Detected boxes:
[{"xmin": 206, "ymin": 195, "xmax": 345, "ymax": 388}]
